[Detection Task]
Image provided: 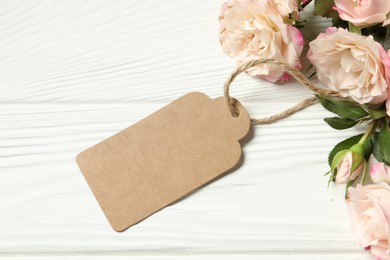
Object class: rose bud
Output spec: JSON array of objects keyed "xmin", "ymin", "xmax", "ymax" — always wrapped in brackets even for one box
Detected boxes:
[{"xmin": 331, "ymin": 144, "xmax": 366, "ymax": 184}]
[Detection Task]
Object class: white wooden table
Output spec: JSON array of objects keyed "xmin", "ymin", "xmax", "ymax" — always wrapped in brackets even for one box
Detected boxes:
[{"xmin": 0, "ymin": 1, "xmax": 374, "ymax": 259}]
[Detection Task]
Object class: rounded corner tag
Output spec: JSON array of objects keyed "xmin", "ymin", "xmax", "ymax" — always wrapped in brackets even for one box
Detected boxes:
[
  {"xmin": 212, "ymin": 97, "xmax": 251, "ymax": 141},
  {"xmin": 76, "ymin": 92, "xmax": 252, "ymax": 231}
]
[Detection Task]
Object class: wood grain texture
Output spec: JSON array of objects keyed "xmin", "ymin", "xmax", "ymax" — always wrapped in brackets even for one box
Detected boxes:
[
  {"xmin": 0, "ymin": 104, "xmax": 370, "ymax": 257},
  {"xmin": 0, "ymin": 0, "xmax": 328, "ymax": 104},
  {"xmin": 0, "ymin": 0, "xmax": 374, "ymax": 259}
]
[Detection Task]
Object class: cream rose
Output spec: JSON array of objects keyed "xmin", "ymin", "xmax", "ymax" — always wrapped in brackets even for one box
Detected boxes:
[
  {"xmin": 347, "ymin": 184, "xmax": 390, "ymax": 259},
  {"xmin": 219, "ymin": 0, "xmax": 304, "ymax": 82},
  {"xmin": 334, "ymin": 0, "xmax": 390, "ymax": 27},
  {"xmin": 307, "ymin": 27, "xmax": 390, "ymax": 104},
  {"xmin": 273, "ymin": 0, "xmax": 299, "ymax": 17}
]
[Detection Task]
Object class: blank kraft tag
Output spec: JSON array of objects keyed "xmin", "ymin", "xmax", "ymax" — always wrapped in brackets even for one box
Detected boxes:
[{"xmin": 76, "ymin": 92, "xmax": 250, "ymax": 231}]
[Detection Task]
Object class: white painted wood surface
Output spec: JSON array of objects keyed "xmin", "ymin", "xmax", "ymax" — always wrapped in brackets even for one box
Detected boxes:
[{"xmin": 0, "ymin": 1, "xmax": 374, "ymax": 259}]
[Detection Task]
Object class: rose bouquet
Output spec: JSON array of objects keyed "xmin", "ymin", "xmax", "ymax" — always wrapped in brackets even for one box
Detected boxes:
[{"xmin": 218, "ymin": 0, "xmax": 390, "ymax": 259}]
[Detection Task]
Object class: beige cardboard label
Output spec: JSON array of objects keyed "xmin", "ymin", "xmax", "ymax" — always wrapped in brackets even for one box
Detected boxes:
[{"xmin": 76, "ymin": 92, "xmax": 250, "ymax": 231}]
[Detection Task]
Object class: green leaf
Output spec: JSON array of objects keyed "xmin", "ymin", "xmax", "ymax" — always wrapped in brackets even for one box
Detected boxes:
[
  {"xmin": 324, "ymin": 117, "xmax": 359, "ymax": 130},
  {"xmin": 313, "ymin": 0, "xmax": 342, "ymax": 25},
  {"xmin": 363, "ymin": 136, "xmax": 373, "ymax": 161},
  {"xmin": 372, "ymin": 133, "xmax": 383, "ymax": 162},
  {"xmin": 317, "ymin": 95, "xmax": 369, "ymax": 120},
  {"xmin": 314, "ymin": 0, "xmax": 337, "ymax": 18},
  {"xmin": 328, "ymin": 134, "xmax": 363, "ymax": 167},
  {"xmin": 366, "ymin": 106, "xmax": 387, "ymax": 120},
  {"xmin": 328, "ymin": 168, "xmax": 337, "ymax": 187},
  {"xmin": 330, "ymin": 149, "xmax": 349, "ymax": 171},
  {"xmin": 372, "ymin": 129, "xmax": 390, "ymax": 165}
]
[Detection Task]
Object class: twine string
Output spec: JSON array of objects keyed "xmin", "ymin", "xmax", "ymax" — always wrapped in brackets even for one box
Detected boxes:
[{"xmin": 223, "ymin": 59, "xmax": 343, "ymax": 125}]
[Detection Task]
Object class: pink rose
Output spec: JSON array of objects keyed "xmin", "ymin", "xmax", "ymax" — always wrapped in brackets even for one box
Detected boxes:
[
  {"xmin": 335, "ymin": 0, "xmax": 390, "ymax": 27},
  {"xmin": 335, "ymin": 151, "xmax": 365, "ymax": 184},
  {"xmin": 371, "ymin": 162, "xmax": 390, "ymax": 184},
  {"xmin": 307, "ymin": 27, "xmax": 390, "ymax": 105},
  {"xmin": 347, "ymin": 184, "xmax": 390, "ymax": 259},
  {"xmin": 219, "ymin": 0, "xmax": 304, "ymax": 82}
]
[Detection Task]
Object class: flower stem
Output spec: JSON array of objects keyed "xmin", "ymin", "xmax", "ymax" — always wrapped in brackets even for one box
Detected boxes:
[
  {"xmin": 358, "ymin": 121, "xmax": 377, "ymax": 145},
  {"xmin": 348, "ymin": 22, "xmax": 361, "ymax": 35}
]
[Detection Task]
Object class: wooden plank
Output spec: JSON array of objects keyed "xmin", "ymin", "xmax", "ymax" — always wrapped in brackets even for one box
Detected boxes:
[
  {"xmin": 0, "ymin": 103, "xmax": 365, "ymax": 255},
  {"xmin": 0, "ymin": 1, "xmax": 330, "ymax": 103}
]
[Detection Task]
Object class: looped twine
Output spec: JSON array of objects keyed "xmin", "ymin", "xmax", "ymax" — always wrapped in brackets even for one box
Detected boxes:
[{"xmin": 223, "ymin": 59, "xmax": 343, "ymax": 125}]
